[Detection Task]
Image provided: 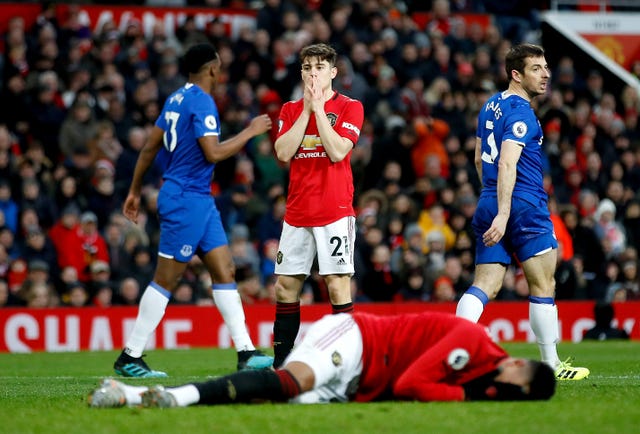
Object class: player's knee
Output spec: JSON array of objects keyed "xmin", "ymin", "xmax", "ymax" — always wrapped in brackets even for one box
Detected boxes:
[
  {"xmin": 274, "ymin": 277, "xmax": 302, "ymax": 302},
  {"xmin": 282, "ymin": 362, "xmax": 315, "ymax": 393}
]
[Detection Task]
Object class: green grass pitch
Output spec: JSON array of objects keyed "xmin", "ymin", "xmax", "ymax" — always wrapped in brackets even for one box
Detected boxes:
[{"xmin": 1, "ymin": 342, "xmax": 639, "ymax": 434}]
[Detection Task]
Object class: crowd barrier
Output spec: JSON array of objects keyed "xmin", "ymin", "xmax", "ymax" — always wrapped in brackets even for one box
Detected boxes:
[{"xmin": 1, "ymin": 301, "xmax": 638, "ymax": 353}]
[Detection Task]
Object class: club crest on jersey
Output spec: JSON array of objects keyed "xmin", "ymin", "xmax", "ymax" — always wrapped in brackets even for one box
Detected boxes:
[
  {"xmin": 181, "ymin": 245, "xmax": 193, "ymax": 257},
  {"xmin": 512, "ymin": 121, "xmax": 527, "ymax": 138},
  {"xmin": 447, "ymin": 348, "xmax": 470, "ymax": 370},
  {"xmin": 332, "ymin": 351, "xmax": 343, "ymax": 367},
  {"xmin": 326, "ymin": 112, "xmax": 337, "ymax": 126},
  {"xmin": 276, "ymin": 251, "xmax": 283, "ymax": 264}
]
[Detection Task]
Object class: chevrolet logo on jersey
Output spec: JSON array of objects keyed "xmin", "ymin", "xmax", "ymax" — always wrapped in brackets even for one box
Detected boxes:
[{"xmin": 301, "ymin": 135, "xmax": 322, "ymax": 149}]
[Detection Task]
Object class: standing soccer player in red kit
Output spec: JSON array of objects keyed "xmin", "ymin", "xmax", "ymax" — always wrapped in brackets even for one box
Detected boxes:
[
  {"xmin": 89, "ymin": 311, "xmax": 556, "ymax": 408},
  {"xmin": 270, "ymin": 43, "xmax": 364, "ymax": 368}
]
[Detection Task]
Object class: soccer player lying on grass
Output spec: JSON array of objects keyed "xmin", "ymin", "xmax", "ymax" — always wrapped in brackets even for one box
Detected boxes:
[{"xmin": 88, "ymin": 311, "xmax": 556, "ymax": 408}]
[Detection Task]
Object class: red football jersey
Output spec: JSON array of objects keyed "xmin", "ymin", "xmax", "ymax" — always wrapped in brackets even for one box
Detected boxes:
[
  {"xmin": 352, "ymin": 312, "xmax": 508, "ymax": 402},
  {"xmin": 277, "ymin": 91, "xmax": 364, "ymax": 227}
]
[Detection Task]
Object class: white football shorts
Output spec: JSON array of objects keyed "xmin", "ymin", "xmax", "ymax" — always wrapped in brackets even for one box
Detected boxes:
[
  {"xmin": 286, "ymin": 313, "xmax": 363, "ymax": 403},
  {"xmin": 275, "ymin": 216, "xmax": 355, "ymax": 276}
]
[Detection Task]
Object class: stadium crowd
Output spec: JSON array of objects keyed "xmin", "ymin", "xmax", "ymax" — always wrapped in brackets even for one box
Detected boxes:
[{"xmin": 1, "ymin": 0, "xmax": 640, "ymax": 309}]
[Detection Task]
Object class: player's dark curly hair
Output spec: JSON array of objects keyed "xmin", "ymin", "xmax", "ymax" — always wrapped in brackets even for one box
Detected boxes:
[
  {"xmin": 299, "ymin": 43, "xmax": 337, "ymax": 67},
  {"xmin": 505, "ymin": 43, "xmax": 545, "ymax": 80},
  {"xmin": 527, "ymin": 360, "xmax": 556, "ymax": 400},
  {"xmin": 183, "ymin": 43, "xmax": 219, "ymax": 74}
]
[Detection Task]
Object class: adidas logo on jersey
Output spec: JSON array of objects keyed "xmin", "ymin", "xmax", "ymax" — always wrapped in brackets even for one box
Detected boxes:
[{"xmin": 337, "ymin": 258, "xmax": 347, "ymax": 266}]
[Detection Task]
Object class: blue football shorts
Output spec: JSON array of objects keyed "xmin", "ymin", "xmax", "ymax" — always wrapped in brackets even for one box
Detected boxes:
[
  {"xmin": 157, "ymin": 183, "xmax": 227, "ymax": 262},
  {"xmin": 472, "ymin": 195, "xmax": 558, "ymax": 264}
]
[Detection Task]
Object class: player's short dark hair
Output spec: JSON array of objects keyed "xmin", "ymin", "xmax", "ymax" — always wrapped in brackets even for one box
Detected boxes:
[
  {"xmin": 183, "ymin": 43, "xmax": 219, "ymax": 74},
  {"xmin": 527, "ymin": 360, "xmax": 556, "ymax": 400},
  {"xmin": 505, "ymin": 43, "xmax": 545, "ymax": 80},
  {"xmin": 299, "ymin": 43, "xmax": 337, "ymax": 67}
]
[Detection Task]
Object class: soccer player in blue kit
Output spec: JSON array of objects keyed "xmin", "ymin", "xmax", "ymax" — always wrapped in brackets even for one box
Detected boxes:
[
  {"xmin": 113, "ymin": 44, "xmax": 273, "ymax": 377},
  {"xmin": 455, "ymin": 44, "xmax": 589, "ymax": 381}
]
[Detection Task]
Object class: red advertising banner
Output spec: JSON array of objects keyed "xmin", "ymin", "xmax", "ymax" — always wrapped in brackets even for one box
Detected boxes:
[
  {"xmin": 0, "ymin": 301, "xmax": 638, "ymax": 353},
  {"xmin": 543, "ymin": 11, "xmax": 640, "ymax": 71},
  {"xmin": 579, "ymin": 34, "xmax": 640, "ymax": 70},
  {"xmin": 0, "ymin": 3, "xmax": 256, "ymax": 42}
]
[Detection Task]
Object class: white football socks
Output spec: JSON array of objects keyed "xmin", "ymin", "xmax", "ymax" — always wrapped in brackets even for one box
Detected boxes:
[
  {"xmin": 212, "ymin": 286, "xmax": 255, "ymax": 352},
  {"xmin": 456, "ymin": 292, "xmax": 485, "ymax": 323},
  {"xmin": 167, "ymin": 385, "xmax": 200, "ymax": 407},
  {"xmin": 124, "ymin": 283, "xmax": 170, "ymax": 358},
  {"xmin": 529, "ymin": 301, "xmax": 561, "ymax": 369},
  {"xmin": 122, "ymin": 384, "xmax": 148, "ymax": 405}
]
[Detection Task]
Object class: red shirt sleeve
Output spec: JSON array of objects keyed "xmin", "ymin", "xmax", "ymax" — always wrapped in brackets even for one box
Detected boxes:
[
  {"xmin": 333, "ymin": 98, "xmax": 364, "ymax": 145},
  {"xmin": 392, "ymin": 322, "xmax": 507, "ymax": 402}
]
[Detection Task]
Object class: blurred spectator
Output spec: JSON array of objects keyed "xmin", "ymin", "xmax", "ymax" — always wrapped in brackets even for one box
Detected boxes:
[
  {"xmin": 87, "ymin": 160, "xmax": 119, "ymax": 229},
  {"xmin": 91, "ymin": 281, "xmax": 114, "ymax": 307},
  {"xmin": 115, "ymin": 126, "xmax": 162, "ymax": 197},
  {"xmin": 442, "ymin": 254, "xmax": 471, "ymax": 298},
  {"xmin": 560, "ymin": 204, "xmax": 607, "ymax": 297},
  {"xmin": 390, "ymin": 222, "xmax": 427, "ymax": 281},
  {"xmin": 583, "ymin": 302, "xmax": 630, "ymax": 340},
  {"xmin": 0, "ymin": 278, "xmax": 22, "ymax": 307},
  {"xmin": 55, "ymin": 265, "xmax": 79, "ymax": 295},
  {"xmin": 417, "ymin": 203, "xmax": 456, "ymax": 251},
  {"xmin": 77, "ymin": 211, "xmax": 110, "ymax": 281},
  {"xmin": 19, "ymin": 177, "xmax": 57, "ymax": 230},
  {"xmin": 171, "ymin": 280, "xmax": 196, "ymax": 305},
  {"xmin": 250, "ymin": 135, "xmax": 286, "ymax": 197},
  {"xmin": 398, "ymin": 267, "xmax": 428, "ymax": 301},
  {"xmin": 54, "ymin": 175, "xmax": 88, "ymax": 215},
  {"xmin": 128, "ymin": 245, "xmax": 154, "ymax": 289},
  {"xmin": 554, "ymin": 240, "xmax": 581, "ymax": 300},
  {"xmin": 62, "ymin": 280, "xmax": 89, "ymax": 307},
  {"xmin": 0, "ymin": 178, "xmax": 18, "ymax": 233},
  {"xmin": 237, "ymin": 269, "xmax": 270, "ymax": 305},
  {"xmin": 594, "ymin": 198, "xmax": 627, "ymax": 259},
  {"xmin": 19, "ymin": 225, "xmax": 57, "ymax": 273},
  {"xmin": 21, "ymin": 281, "xmax": 57, "ymax": 308},
  {"xmin": 87, "ymin": 259, "xmax": 112, "ymax": 292},
  {"xmin": 58, "ymin": 98, "xmax": 98, "ymax": 160},
  {"xmin": 363, "ymin": 64, "xmax": 405, "ymax": 130},
  {"xmin": 424, "ymin": 229, "xmax": 447, "ymax": 287},
  {"xmin": 27, "ymin": 77, "xmax": 67, "ymax": 164},
  {"xmin": 260, "ymin": 238, "xmax": 279, "ymax": 285},
  {"xmin": 113, "ymin": 277, "xmax": 141, "ymax": 306},
  {"xmin": 365, "ymin": 124, "xmax": 418, "ymax": 191},
  {"xmin": 430, "ymin": 275, "xmax": 457, "ymax": 302},
  {"xmin": 333, "ymin": 55, "xmax": 369, "ymax": 102},
  {"xmin": 412, "ymin": 116, "xmax": 450, "ymax": 186},
  {"xmin": 256, "ymin": 193, "xmax": 286, "ymax": 247},
  {"xmin": 229, "ymin": 223, "xmax": 261, "ymax": 277},
  {"xmin": 358, "ymin": 243, "xmax": 400, "ymax": 302}
]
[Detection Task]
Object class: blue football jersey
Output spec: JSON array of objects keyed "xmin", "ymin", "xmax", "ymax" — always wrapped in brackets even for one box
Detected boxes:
[
  {"xmin": 155, "ymin": 83, "xmax": 220, "ymax": 194},
  {"xmin": 476, "ymin": 91, "xmax": 547, "ymax": 205}
]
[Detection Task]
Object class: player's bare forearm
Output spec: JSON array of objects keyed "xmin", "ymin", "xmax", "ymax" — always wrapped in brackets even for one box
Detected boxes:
[
  {"xmin": 495, "ymin": 141, "xmax": 522, "ymax": 217},
  {"xmin": 208, "ymin": 114, "xmax": 272, "ymax": 162},
  {"xmin": 496, "ymin": 163, "xmax": 516, "ymax": 218},
  {"xmin": 275, "ymin": 112, "xmax": 311, "ymax": 162}
]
